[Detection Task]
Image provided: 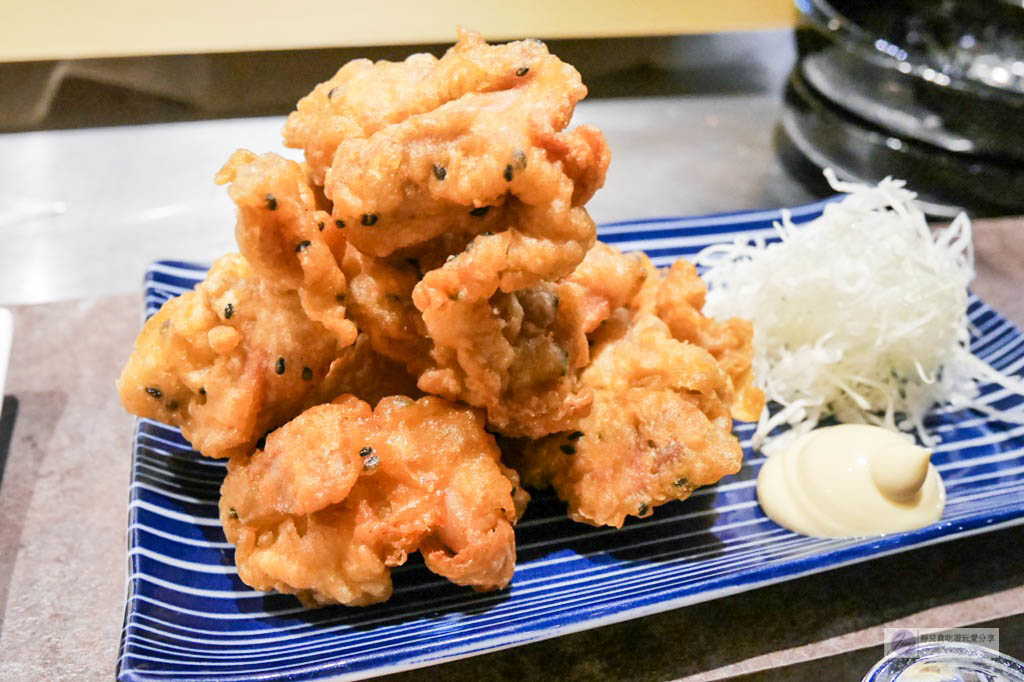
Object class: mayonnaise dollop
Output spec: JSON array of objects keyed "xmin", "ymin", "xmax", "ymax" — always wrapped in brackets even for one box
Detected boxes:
[{"xmin": 756, "ymin": 424, "xmax": 946, "ymax": 537}]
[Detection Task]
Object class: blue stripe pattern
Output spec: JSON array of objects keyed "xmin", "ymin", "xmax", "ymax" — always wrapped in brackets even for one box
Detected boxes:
[{"xmin": 117, "ymin": 201, "xmax": 1024, "ymax": 681}]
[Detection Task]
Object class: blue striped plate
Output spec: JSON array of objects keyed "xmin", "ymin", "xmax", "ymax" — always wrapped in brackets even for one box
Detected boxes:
[{"xmin": 118, "ymin": 200, "xmax": 1024, "ymax": 681}]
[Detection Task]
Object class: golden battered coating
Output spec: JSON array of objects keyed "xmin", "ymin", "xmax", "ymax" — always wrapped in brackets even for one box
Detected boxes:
[
  {"xmin": 339, "ymin": 247, "xmax": 432, "ymax": 374},
  {"xmin": 220, "ymin": 396, "xmax": 529, "ymax": 607},
  {"xmin": 512, "ymin": 252, "xmax": 764, "ymax": 527},
  {"xmin": 653, "ymin": 259, "xmax": 763, "ymax": 422},
  {"xmin": 284, "ymin": 29, "xmax": 608, "ymax": 297},
  {"xmin": 318, "ymin": 333, "xmax": 423, "ymax": 407},
  {"xmin": 626, "ymin": 253, "xmax": 763, "ymax": 421},
  {"xmin": 417, "ymin": 278, "xmax": 593, "ymax": 438},
  {"xmin": 413, "ymin": 242, "xmax": 655, "ymax": 437},
  {"xmin": 513, "ymin": 312, "xmax": 744, "ymax": 527},
  {"xmin": 117, "ymin": 254, "xmax": 346, "ymax": 459},
  {"xmin": 339, "ymin": 242, "xmax": 651, "ymax": 438},
  {"xmin": 332, "ymin": 123, "xmax": 605, "ymax": 271},
  {"xmin": 285, "ymin": 28, "xmax": 586, "ymax": 187},
  {"xmin": 559, "ymin": 241, "xmax": 649, "ymax": 334},
  {"xmin": 216, "ymin": 149, "xmax": 357, "ymax": 347}
]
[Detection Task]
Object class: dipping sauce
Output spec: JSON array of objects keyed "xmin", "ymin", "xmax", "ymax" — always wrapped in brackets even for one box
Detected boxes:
[{"xmin": 756, "ymin": 424, "xmax": 946, "ymax": 537}]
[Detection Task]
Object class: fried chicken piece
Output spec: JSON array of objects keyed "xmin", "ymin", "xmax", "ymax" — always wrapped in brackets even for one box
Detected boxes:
[
  {"xmin": 285, "ymin": 28, "xmax": 592, "ymax": 191},
  {"xmin": 627, "ymin": 252, "xmax": 762, "ymax": 420},
  {"xmin": 285, "ymin": 29, "xmax": 608, "ymax": 295},
  {"xmin": 512, "ymin": 312, "xmax": 743, "ymax": 527},
  {"xmin": 318, "ymin": 333, "xmax": 423, "ymax": 407},
  {"xmin": 341, "ymin": 242, "xmax": 647, "ymax": 438},
  {"xmin": 413, "ymin": 240, "xmax": 651, "ymax": 437},
  {"xmin": 339, "ymin": 247, "xmax": 432, "ymax": 374},
  {"xmin": 559, "ymin": 241, "xmax": 648, "ymax": 334},
  {"xmin": 335, "ymin": 248, "xmax": 588, "ymax": 438},
  {"xmin": 652, "ymin": 258, "xmax": 763, "ymax": 422},
  {"xmin": 512, "ymin": 252, "xmax": 765, "ymax": 526},
  {"xmin": 216, "ymin": 149, "xmax": 357, "ymax": 347},
  {"xmin": 417, "ymin": 278, "xmax": 592, "ymax": 438},
  {"xmin": 220, "ymin": 395, "xmax": 529, "ymax": 607},
  {"xmin": 333, "ymin": 125, "xmax": 605, "ymax": 283},
  {"xmin": 117, "ymin": 254, "xmax": 347, "ymax": 459},
  {"xmin": 628, "ymin": 250, "xmax": 663, "ymax": 315}
]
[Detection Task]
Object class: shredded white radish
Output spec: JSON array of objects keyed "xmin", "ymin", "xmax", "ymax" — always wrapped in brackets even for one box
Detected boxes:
[{"xmin": 696, "ymin": 170, "xmax": 1024, "ymax": 453}]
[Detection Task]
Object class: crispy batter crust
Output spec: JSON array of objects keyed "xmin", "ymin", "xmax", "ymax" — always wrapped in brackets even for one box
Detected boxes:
[
  {"xmin": 216, "ymin": 150, "xmax": 357, "ymax": 347},
  {"xmin": 417, "ymin": 279, "xmax": 593, "ymax": 438},
  {"xmin": 285, "ymin": 28, "xmax": 608, "ymax": 315},
  {"xmin": 339, "ymin": 247, "xmax": 432, "ymax": 374},
  {"xmin": 221, "ymin": 396, "xmax": 529, "ymax": 606},
  {"xmin": 340, "ymin": 242, "xmax": 647, "ymax": 438},
  {"xmin": 655, "ymin": 259, "xmax": 763, "ymax": 422},
  {"xmin": 559, "ymin": 241, "xmax": 649, "ymax": 334},
  {"xmin": 116, "ymin": 254, "xmax": 345, "ymax": 458},
  {"xmin": 512, "ymin": 251, "xmax": 764, "ymax": 527},
  {"xmin": 513, "ymin": 312, "xmax": 744, "ymax": 527},
  {"xmin": 318, "ymin": 333, "xmax": 423, "ymax": 407}
]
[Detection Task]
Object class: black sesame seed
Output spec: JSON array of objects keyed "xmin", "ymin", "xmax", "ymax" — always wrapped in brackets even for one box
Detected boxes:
[
  {"xmin": 265, "ymin": 193, "xmax": 277, "ymax": 210},
  {"xmin": 469, "ymin": 206, "xmax": 490, "ymax": 217},
  {"xmin": 335, "ymin": 219, "xmax": 346, "ymax": 229},
  {"xmin": 647, "ymin": 439, "xmax": 657, "ymax": 449},
  {"xmin": 359, "ymin": 446, "xmax": 374, "ymax": 458},
  {"xmin": 166, "ymin": 399, "xmax": 179, "ymax": 410},
  {"xmin": 558, "ymin": 346, "xmax": 570, "ymax": 375},
  {"xmin": 199, "ymin": 387, "xmax": 206, "ymax": 396},
  {"xmin": 275, "ymin": 357, "xmax": 286, "ymax": 375},
  {"xmin": 224, "ymin": 302, "xmax": 234, "ymax": 319},
  {"xmin": 552, "ymin": 294, "xmax": 560, "ymax": 311},
  {"xmin": 363, "ymin": 454, "xmax": 381, "ymax": 471},
  {"xmin": 515, "ymin": 66, "xmax": 530, "ymax": 77},
  {"xmin": 560, "ymin": 444, "xmax": 576, "ymax": 455},
  {"xmin": 335, "ymin": 292, "xmax": 346, "ymax": 303},
  {"xmin": 638, "ymin": 502, "xmax": 649, "ymax": 515},
  {"xmin": 301, "ymin": 366, "xmax": 313, "ymax": 381},
  {"xmin": 568, "ymin": 430, "xmax": 584, "ymax": 441},
  {"xmin": 296, "ymin": 240, "xmax": 311, "ymax": 252},
  {"xmin": 672, "ymin": 477, "xmax": 689, "ymax": 488},
  {"xmin": 503, "ymin": 164, "xmax": 514, "ymax": 182},
  {"xmin": 433, "ymin": 164, "xmax": 447, "ymax": 180},
  {"xmin": 328, "ymin": 86, "xmax": 339, "ymax": 99},
  {"xmin": 510, "ymin": 486, "xmax": 517, "ymax": 497},
  {"xmin": 256, "ymin": 436, "xmax": 267, "ymax": 450},
  {"xmin": 317, "ymin": 221, "xmax": 325, "ymax": 231},
  {"xmin": 361, "ymin": 213, "xmax": 378, "ymax": 226},
  {"xmin": 145, "ymin": 387, "xmax": 163, "ymax": 399},
  {"xmin": 228, "ymin": 507, "xmax": 239, "ymax": 519}
]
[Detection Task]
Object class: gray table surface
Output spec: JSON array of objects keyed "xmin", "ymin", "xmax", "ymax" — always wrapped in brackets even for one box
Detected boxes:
[{"xmin": 2, "ymin": 29, "xmax": 1023, "ymax": 682}]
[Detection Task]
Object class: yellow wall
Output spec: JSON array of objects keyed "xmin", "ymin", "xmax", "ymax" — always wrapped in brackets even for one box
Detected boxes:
[{"xmin": 2, "ymin": 1, "xmax": 794, "ymax": 62}]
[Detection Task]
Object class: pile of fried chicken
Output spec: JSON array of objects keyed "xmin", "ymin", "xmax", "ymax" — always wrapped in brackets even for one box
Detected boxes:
[{"xmin": 117, "ymin": 30, "xmax": 764, "ymax": 608}]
